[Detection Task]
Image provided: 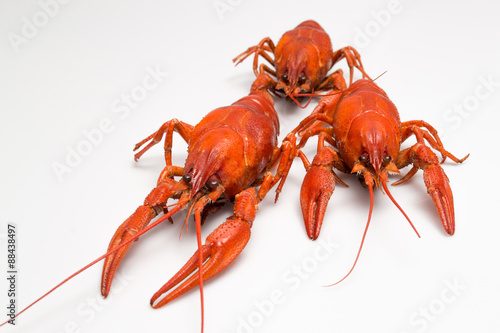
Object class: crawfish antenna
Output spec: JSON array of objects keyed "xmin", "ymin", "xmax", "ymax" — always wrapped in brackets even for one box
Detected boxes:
[
  {"xmin": 290, "ymin": 88, "xmax": 315, "ymax": 109},
  {"xmin": 0, "ymin": 204, "xmax": 183, "ymax": 328},
  {"xmin": 382, "ymin": 180, "xmax": 420, "ymax": 238},
  {"xmin": 288, "ymin": 92, "xmax": 310, "ymax": 109},
  {"xmin": 325, "ymin": 173, "xmax": 375, "ymax": 287},
  {"xmin": 194, "ymin": 210, "xmax": 205, "ymax": 333},
  {"xmin": 295, "ymin": 89, "xmax": 344, "ymax": 99},
  {"xmin": 370, "ymin": 71, "xmax": 387, "ymax": 83}
]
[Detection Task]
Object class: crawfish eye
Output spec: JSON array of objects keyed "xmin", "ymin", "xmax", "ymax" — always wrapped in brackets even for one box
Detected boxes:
[
  {"xmin": 298, "ymin": 73, "xmax": 307, "ymax": 85},
  {"xmin": 206, "ymin": 180, "xmax": 219, "ymax": 190},
  {"xmin": 281, "ymin": 73, "xmax": 289, "ymax": 83},
  {"xmin": 359, "ymin": 153, "xmax": 369, "ymax": 164},
  {"xmin": 383, "ymin": 155, "xmax": 391, "ymax": 164},
  {"xmin": 182, "ymin": 174, "xmax": 192, "ymax": 183}
]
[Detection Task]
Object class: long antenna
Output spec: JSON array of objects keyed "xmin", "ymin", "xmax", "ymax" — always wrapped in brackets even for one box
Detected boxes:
[
  {"xmin": 325, "ymin": 180, "xmax": 374, "ymax": 287},
  {"xmin": 0, "ymin": 204, "xmax": 182, "ymax": 327}
]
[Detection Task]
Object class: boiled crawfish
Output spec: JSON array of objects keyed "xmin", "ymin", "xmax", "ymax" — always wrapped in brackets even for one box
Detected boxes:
[
  {"xmin": 288, "ymin": 79, "xmax": 468, "ymax": 283},
  {"xmin": 233, "ymin": 20, "xmax": 370, "ymax": 104},
  {"xmin": 101, "ymin": 72, "xmax": 293, "ymax": 317},
  {"xmin": 1, "ymin": 74, "xmax": 294, "ymax": 332}
]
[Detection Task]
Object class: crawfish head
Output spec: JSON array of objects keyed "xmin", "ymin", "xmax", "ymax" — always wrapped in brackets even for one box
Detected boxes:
[
  {"xmin": 275, "ymin": 49, "xmax": 311, "ymax": 97},
  {"xmin": 274, "ymin": 20, "xmax": 333, "ymax": 101},
  {"xmin": 275, "ymin": 44, "xmax": 330, "ymax": 102},
  {"xmin": 342, "ymin": 111, "xmax": 400, "ymax": 186},
  {"xmin": 182, "ymin": 127, "xmax": 250, "ymax": 202}
]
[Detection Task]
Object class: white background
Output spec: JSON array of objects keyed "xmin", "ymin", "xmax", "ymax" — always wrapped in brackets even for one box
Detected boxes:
[{"xmin": 0, "ymin": 0, "xmax": 499, "ymax": 332}]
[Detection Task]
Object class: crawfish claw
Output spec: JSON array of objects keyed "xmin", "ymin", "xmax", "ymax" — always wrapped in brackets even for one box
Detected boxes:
[
  {"xmin": 101, "ymin": 205, "xmax": 157, "ymax": 297},
  {"xmin": 101, "ymin": 180, "xmax": 186, "ymax": 297},
  {"xmin": 301, "ymin": 165, "xmax": 335, "ymax": 240},
  {"xmin": 399, "ymin": 143, "xmax": 456, "ymax": 235},
  {"xmin": 300, "ymin": 147, "xmax": 340, "ymax": 240},
  {"xmin": 150, "ymin": 218, "xmax": 251, "ymax": 308},
  {"xmin": 424, "ymin": 164, "xmax": 455, "ymax": 235}
]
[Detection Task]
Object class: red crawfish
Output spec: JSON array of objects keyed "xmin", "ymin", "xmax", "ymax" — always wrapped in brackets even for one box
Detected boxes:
[
  {"xmin": 1, "ymin": 73, "xmax": 295, "ymax": 332},
  {"xmin": 286, "ymin": 79, "xmax": 469, "ymax": 283},
  {"xmin": 233, "ymin": 20, "xmax": 371, "ymax": 105}
]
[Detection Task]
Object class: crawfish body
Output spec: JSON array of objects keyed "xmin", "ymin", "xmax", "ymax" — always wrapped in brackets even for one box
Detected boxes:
[
  {"xmin": 2, "ymin": 74, "xmax": 293, "ymax": 333},
  {"xmin": 97, "ymin": 74, "xmax": 296, "ymax": 333},
  {"xmin": 234, "ymin": 20, "xmax": 370, "ymax": 102},
  {"xmin": 291, "ymin": 79, "xmax": 468, "ymax": 282},
  {"xmin": 184, "ymin": 91, "xmax": 278, "ymax": 198}
]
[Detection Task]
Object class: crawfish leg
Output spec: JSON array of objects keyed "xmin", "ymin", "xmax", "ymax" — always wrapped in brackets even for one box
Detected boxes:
[
  {"xmin": 331, "ymin": 46, "xmax": 371, "ymax": 84},
  {"xmin": 401, "ymin": 121, "xmax": 469, "ymax": 164},
  {"xmin": 395, "ymin": 143, "xmax": 456, "ymax": 235},
  {"xmin": 150, "ymin": 188, "xmax": 257, "ymax": 308},
  {"xmin": 233, "ymin": 37, "xmax": 276, "ymax": 77},
  {"xmin": 101, "ymin": 168, "xmax": 188, "ymax": 297},
  {"xmin": 258, "ymin": 63, "xmax": 277, "ymax": 78},
  {"xmin": 133, "ymin": 119, "xmax": 194, "ymax": 165},
  {"xmin": 293, "ymin": 92, "xmax": 342, "ymax": 137},
  {"xmin": 316, "ymin": 69, "xmax": 347, "ymax": 93},
  {"xmin": 266, "ymin": 134, "xmax": 299, "ymax": 202},
  {"xmin": 272, "ymin": 101, "xmax": 342, "ymax": 203}
]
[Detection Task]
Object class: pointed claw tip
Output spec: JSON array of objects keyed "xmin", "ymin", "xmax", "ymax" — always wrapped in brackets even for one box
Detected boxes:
[
  {"xmin": 101, "ymin": 281, "xmax": 110, "ymax": 298},
  {"xmin": 150, "ymin": 297, "xmax": 161, "ymax": 309},
  {"xmin": 441, "ymin": 216, "xmax": 454, "ymax": 236},
  {"xmin": 150, "ymin": 287, "xmax": 175, "ymax": 309},
  {"xmin": 306, "ymin": 228, "xmax": 315, "ymax": 240},
  {"xmin": 305, "ymin": 216, "xmax": 321, "ymax": 241},
  {"xmin": 459, "ymin": 153, "xmax": 470, "ymax": 163}
]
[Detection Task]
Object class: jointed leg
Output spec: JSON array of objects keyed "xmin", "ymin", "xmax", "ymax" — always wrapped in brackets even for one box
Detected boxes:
[
  {"xmin": 316, "ymin": 69, "xmax": 347, "ymax": 93},
  {"xmin": 233, "ymin": 37, "xmax": 277, "ymax": 77},
  {"xmin": 401, "ymin": 120, "xmax": 469, "ymax": 164},
  {"xmin": 133, "ymin": 119, "xmax": 194, "ymax": 166},
  {"xmin": 331, "ymin": 46, "xmax": 371, "ymax": 85}
]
